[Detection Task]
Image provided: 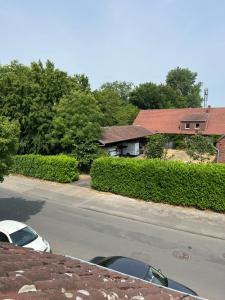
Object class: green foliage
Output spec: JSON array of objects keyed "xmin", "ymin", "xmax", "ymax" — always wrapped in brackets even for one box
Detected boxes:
[
  {"xmin": 94, "ymin": 88, "xmax": 138, "ymax": 126},
  {"xmin": 12, "ymin": 154, "xmax": 79, "ymax": 183},
  {"xmin": 129, "ymin": 67, "xmax": 202, "ymax": 109},
  {"xmin": 0, "ymin": 60, "xmax": 91, "ymax": 155},
  {"xmin": 91, "ymin": 157, "xmax": 225, "ymax": 212},
  {"xmin": 145, "ymin": 134, "xmax": 167, "ymax": 158},
  {"xmin": 0, "ymin": 117, "xmax": 20, "ymax": 182},
  {"xmin": 186, "ymin": 135, "xmax": 216, "ymax": 162},
  {"xmin": 166, "ymin": 134, "xmax": 186, "ymax": 149},
  {"xmin": 51, "ymin": 90, "xmax": 103, "ymax": 171},
  {"xmin": 166, "ymin": 67, "xmax": 202, "ymax": 107},
  {"xmin": 0, "ymin": 60, "xmax": 71, "ymax": 154},
  {"xmin": 100, "ymin": 81, "xmax": 133, "ymax": 102},
  {"xmin": 129, "ymin": 82, "xmax": 185, "ymax": 109}
]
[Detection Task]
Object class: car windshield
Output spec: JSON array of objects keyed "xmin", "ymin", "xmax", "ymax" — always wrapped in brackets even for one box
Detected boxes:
[
  {"xmin": 145, "ymin": 266, "xmax": 168, "ymax": 286},
  {"xmin": 10, "ymin": 226, "xmax": 38, "ymax": 246}
]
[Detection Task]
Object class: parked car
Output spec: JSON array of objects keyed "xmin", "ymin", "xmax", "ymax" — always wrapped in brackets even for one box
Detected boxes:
[
  {"xmin": 89, "ymin": 256, "xmax": 198, "ymax": 296},
  {"xmin": 0, "ymin": 220, "xmax": 51, "ymax": 253}
]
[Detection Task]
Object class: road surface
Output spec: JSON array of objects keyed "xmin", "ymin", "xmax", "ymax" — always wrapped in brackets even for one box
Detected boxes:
[{"xmin": 0, "ymin": 179, "xmax": 224, "ymax": 300}]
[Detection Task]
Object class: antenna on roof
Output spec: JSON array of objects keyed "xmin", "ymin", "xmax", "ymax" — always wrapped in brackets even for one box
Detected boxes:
[{"xmin": 203, "ymin": 88, "xmax": 208, "ymax": 108}]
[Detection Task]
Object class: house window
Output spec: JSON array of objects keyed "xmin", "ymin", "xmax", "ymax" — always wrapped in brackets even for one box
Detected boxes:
[
  {"xmin": 195, "ymin": 123, "xmax": 200, "ymax": 129},
  {"xmin": 185, "ymin": 123, "xmax": 190, "ymax": 129}
]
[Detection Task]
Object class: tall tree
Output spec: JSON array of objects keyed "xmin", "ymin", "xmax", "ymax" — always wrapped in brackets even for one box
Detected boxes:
[
  {"xmin": 166, "ymin": 67, "xmax": 202, "ymax": 107},
  {"xmin": 51, "ymin": 90, "xmax": 103, "ymax": 170},
  {"xmin": 94, "ymin": 88, "xmax": 138, "ymax": 126},
  {"xmin": 0, "ymin": 117, "xmax": 20, "ymax": 182},
  {"xmin": 0, "ymin": 60, "xmax": 88, "ymax": 154},
  {"xmin": 129, "ymin": 82, "xmax": 185, "ymax": 109},
  {"xmin": 100, "ymin": 81, "xmax": 133, "ymax": 102}
]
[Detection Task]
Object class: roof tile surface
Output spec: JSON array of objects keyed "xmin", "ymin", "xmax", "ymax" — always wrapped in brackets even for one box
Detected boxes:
[
  {"xmin": 133, "ymin": 108, "xmax": 225, "ymax": 135},
  {"xmin": 0, "ymin": 243, "xmax": 199, "ymax": 300},
  {"xmin": 100, "ymin": 125, "xmax": 152, "ymax": 145}
]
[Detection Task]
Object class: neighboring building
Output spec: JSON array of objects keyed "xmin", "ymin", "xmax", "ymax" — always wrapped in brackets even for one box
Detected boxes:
[
  {"xmin": 0, "ymin": 242, "xmax": 201, "ymax": 300},
  {"xmin": 100, "ymin": 125, "xmax": 152, "ymax": 156},
  {"xmin": 216, "ymin": 135, "xmax": 225, "ymax": 163},
  {"xmin": 133, "ymin": 107, "xmax": 225, "ymax": 136}
]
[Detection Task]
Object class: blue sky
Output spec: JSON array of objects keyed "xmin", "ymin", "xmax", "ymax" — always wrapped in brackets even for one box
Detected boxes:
[{"xmin": 0, "ymin": 0, "xmax": 225, "ymax": 107}]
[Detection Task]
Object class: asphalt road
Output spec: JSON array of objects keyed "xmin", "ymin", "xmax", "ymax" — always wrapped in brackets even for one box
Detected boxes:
[{"xmin": 0, "ymin": 183, "xmax": 225, "ymax": 300}]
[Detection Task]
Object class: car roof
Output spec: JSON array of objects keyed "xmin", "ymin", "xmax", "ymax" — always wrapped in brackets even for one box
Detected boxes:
[
  {"xmin": 0, "ymin": 220, "xmax": 27, "ymax": 235},
  {"xmin": 99, "ymin": 256, "xmax": 149, "ymax": 279}
]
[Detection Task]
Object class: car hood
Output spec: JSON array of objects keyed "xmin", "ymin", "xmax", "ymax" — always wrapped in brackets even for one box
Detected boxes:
[
  {"xmin": 23, "ymin": 236, "xmax": 47, "ymax": 252},
  {"xmin": 167, "ymin": 279, "xmax": 198, "ymax": 296}
]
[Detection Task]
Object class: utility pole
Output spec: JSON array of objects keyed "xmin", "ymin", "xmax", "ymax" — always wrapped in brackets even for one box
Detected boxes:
[{"xmin": 203, "ymin": 88, "xmax": 208, "ymax": 108}]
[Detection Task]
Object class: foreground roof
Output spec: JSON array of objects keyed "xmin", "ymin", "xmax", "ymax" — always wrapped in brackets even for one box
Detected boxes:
[
  {"xmin": 0, "ymin": 243, "xmax": 201, "ymax": 300},
  {"xmin": 100, "ymin": 125, "xmax": 152, "ymax": 145},
  {"xmin": 133, "ymin": 107, "xmax": 225, "ymax": 135}
]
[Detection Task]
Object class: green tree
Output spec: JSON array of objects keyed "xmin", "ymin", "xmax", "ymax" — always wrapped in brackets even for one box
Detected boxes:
[
  {"xmin": 69, "ymin": 74, "xmax": 91, "ymax": 92},
  {"xmin": 51, "ymin": 90, "xmax": 103, "ymax": 170},
  {"xmin": 166, "ymin": 67, "xmax": 202, "ymax": 107},
  {"xmin": 0, "ymin": 117, "xmax": 20, "ymax": 182},
  {"xmin": 129, "ymin": 82, "xmax": 185, "ymax": 109},
  {"xmin": 0, "ymin": 60, "xmax": 71, "ymax": 154},
  {"xmin": 0, "ymin": 60, "xmax": 91, "ymax": 155},
  {"xmin": 144, "ymin": 134, "xmax": 167, "ymax": 159},
  {"xmin": 185, "ymin": 135, "xmax": 216, "ymax": 162},
  {"xmin": 94, "ymin": 88, "xmax": 138, "ymax": 126},
  {"xmin": 100, "ymin": 81, "xmax": 133, "ymax": 102}
]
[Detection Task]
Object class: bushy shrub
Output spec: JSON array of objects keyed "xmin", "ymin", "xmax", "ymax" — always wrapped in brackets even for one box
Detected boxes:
[
  {"xmin": 91, "ymin": 157, "xmax": 225, "ymax": 212},
  {"xmin": 12, "ymin": 154, "xmax": 79, "ymax": 183},
  {"xmin": 144, "ymin": 134, "xmax": 167, "ymax": 159},
  {"xmin": 185, "ymin": 135, "xmax": 216, "ymax": 162}
]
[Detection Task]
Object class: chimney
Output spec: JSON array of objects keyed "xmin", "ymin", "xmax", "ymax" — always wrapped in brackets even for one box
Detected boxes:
[{"xmin": 206, "ymin": 105, "xmax": 211, "ymax": 113}]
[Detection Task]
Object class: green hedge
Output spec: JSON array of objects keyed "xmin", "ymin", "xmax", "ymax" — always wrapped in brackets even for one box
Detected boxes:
[
  {"xmin": 91, "ymin": 157, "xmax": 225, "ymax": 212},
  {"xmin": 12, "ymin": 154, "xmax": 79, "ymax": 183}
]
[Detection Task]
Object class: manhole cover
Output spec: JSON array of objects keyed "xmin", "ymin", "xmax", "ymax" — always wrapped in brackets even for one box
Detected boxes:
[
  {"xmin": 172, "ymin": 250, "xmax": 190, "ymax": 261},
  {"xmin": 222, "ymin": 253, "xmax": 225, "ymax": 259}
]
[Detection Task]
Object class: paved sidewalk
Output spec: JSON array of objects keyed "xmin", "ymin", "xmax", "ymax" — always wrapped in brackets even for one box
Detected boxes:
[{"xmin": 3, "ymin": 175, "xmax": 225, "ymax": 240}]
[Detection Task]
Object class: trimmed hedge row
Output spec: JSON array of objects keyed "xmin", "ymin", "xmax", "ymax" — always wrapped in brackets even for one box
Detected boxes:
[
  {"xmin": 91, "ymin": 157, "xmax": 225, "ymax": 212},
  {"xmin": 12, "ymin": 154, "xmax": 79, "ymax": 183}
]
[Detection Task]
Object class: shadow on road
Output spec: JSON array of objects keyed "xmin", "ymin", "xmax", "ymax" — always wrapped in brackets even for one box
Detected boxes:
[{"xmin": 0, "ymin": 196, "xmax": 45, "ymax": 222}]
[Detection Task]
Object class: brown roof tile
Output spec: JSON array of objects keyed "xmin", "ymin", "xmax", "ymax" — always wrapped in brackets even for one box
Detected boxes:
[
  {"xmin": 0, "ymin": 243, "xmax": 201, "ymax": 300},
  {"xmin": 100, "ymin": 125, "xmax": 152, "ymax": 145},
  {"xmin": 133, "ymin": 107, "xmax": 225, "ymax": 135}
]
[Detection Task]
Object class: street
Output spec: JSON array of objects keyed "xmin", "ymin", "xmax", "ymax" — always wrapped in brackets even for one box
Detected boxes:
[{"xmin": 0, "ymin": 176, "xmax": 225, "ymax": 300}]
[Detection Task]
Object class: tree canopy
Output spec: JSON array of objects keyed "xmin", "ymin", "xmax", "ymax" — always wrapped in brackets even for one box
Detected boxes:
[
  {"xmin": 185, "ymin": 135, "xmax": 216, "ymax": 162},
  {"xmin": 100, "ymin": 81, "xmax": 133, "ymax": 102},
  {"xmin": 129, "ymin": 67, "xmax": 202, "ymax": 109},
  {"xmin": 0, "ymin": 60, "xmax": 92, "ymax": 155},
  {"xmin": 51, "ymin": 90, "xmax": 103, "ymax": 170},
  {"xmin": 166, "ymin": 67, "xmax": 202, "ymax": 107},
  {"xmin": 94, "ymin": 86, "xmax": 138, "ymax": 126},
  {"xmin": 0, "ymin": 117, "xmax": 20, "ymax": 182},
  {"xmin": 144, "ymin": 134, "xmax": 167, "ymax": 159}
]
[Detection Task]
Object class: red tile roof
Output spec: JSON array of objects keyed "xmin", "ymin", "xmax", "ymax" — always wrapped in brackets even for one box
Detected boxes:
[
  {"xmin": 133, "ymin": 107, "xmax": 225, "ymax": 135},
  {"xmin": 100, "ymin": 125, "xmax": 152, "ymax": 145},
  {"xmin": 0, "ymin": 243, "xmax": 201, "ymax": 300}
]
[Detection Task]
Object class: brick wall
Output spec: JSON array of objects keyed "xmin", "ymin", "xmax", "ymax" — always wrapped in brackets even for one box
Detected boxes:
[{"xmin": 216, "ymin": 136, "xmax": 225, "ymax": 163}]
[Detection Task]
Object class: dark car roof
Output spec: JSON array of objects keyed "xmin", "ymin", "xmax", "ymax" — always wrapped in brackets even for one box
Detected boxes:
[{"xmin": 98, "ymin": 256, "xmax": 149, "ymax": 279}]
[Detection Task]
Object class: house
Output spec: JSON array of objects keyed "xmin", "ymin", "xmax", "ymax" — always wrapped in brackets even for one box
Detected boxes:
[
  {"xmin": 133, "ymin": 107, "xmax": 225, "ymax": 136},
  {"xmin": 100, "ymin": 125, "xmax": 152, "ymax": 156},
  {"xmin": 216, "ymin": 135, "xmax": 225, "ymax": 163},
  {"xmin": 0, "ymin": 242, "xmax": 201, "ymax": 299}
]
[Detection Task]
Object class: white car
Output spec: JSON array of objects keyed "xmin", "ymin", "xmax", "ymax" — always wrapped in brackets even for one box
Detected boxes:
[{"xmin": 0, "ymin": 220, "xmax": 51, "ymax": 252}]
